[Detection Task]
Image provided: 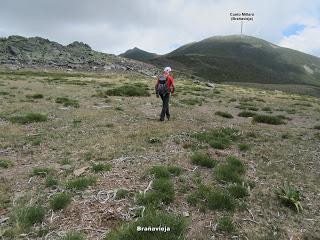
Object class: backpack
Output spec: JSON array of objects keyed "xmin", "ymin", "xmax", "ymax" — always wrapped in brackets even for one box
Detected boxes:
[{"xmin": 157, "ymin": 75, "xmax": 169, "ymax": 95}]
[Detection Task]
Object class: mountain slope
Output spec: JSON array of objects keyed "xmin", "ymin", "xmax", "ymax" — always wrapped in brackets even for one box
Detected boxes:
[
  {"xmin": 122, "ymin": 35, "xmax": 320, "ymax": 86},
  {"xmin": 120, "ymin": 47, "xmax": 158, "ymax": 62},
  {"xmin": 0, "ymin": 35, "xmax": 157, "ymax": 76}
]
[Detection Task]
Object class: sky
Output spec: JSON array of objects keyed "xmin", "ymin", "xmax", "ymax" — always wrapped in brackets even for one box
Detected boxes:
[{"xmin": 0, "ymin": 0, "xmax": 320, "ymax": 57}]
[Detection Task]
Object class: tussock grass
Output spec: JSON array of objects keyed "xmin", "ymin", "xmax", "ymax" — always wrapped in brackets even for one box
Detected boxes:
[
  {"xmin": 238, "ymin": 111, "xmax": 256, "ymax": 117},
  {"xmin": 196, "ymin": 128, "xmax": 239, "ymax": 149},
  {"xmin": 26, "ymin": 93, "xmax": 44, "ymax": 99},
  {"xmin": 190, "ymin": 152, "xmax": 217, "ymax": 168},
  {"xmin": 214, "ymin": 156, "xmax": 245, "ymax": 183},
  {"xmin": 228, "ymin": 184, "xmax": 248, "ymax": 198},
  {"xmin": 0, "ymin": 159, "xmax": 13, "ymax": 168},
  {"xmin": 206, "ymin": 189, "xmax": 235, "ymax": 211},
  {"xmin": 238, "ymin": 143, "xmax": 250, "ymax": 151},
  {"xmin": 11, "ymin": 204, "xmax": 46, "ymax": 231},
  {"xmin": 31, "ymin": 167, "xmax": 54, "ymax": 177},
  {"xmin": 314, "ymin": 125, "xmax": 320, "ymax": 130},
  {"xmin": 56, "ymin": 97, "xmax": 79, "ymax": 108},
  {"xmin": 105, "ymin": 83, "xmax": 150, "ymax": 97},
  {"xmin": 50, "ymin": 192, "xmax": 72, "ymax": 211},
  {"xmin": 106, "ymin": 210, "xmax": 186, "ymax": 240},
  {"xmin": 67, "ymin": 176, "xmax": 97, "ymax": 190},
  {"xmin": 148, "ymin": 165, "xmax": 182, "ymax": 179},
  {"xmin": 9, "ymin": 113, "xmax": 47, "ymax": 124},
  {"xmin": 137, "ymin": 178, "xmax": 175, "ymax": 206},
  {"xmin": 115, "ymin": 189, "xmax": 129, "ymax": 200},
  {"xmin": 215, "ymin": 111, "xmax": 233, "ymax": 118},
  {"xmin": 91, "ymin": 163, "xmax": 112, "ymax": 172},
  {"xmin": 60, "ymin": 232, "xmax": 84, "ymax": 240},
  {"xmin": 218, "ymin": 217, "xmax": 235, "ymax": 233},
  {"xmin": 187, "ymin": 184, "xmax": 235, "ymax": 211},
  {"xmin": 45, "ymin": 175, "xmax": 58, "ymax": 187},
  {"xmin": 253, "ymin": 114, "xmax": 285, "ymax": 125},
  {"xmin": 262, "ymin": 106, "xmax": 272, "ymax": 112}
]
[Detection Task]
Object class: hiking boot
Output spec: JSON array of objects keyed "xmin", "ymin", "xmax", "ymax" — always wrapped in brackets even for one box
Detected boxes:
[
  {"xmin": 166, "ymin": 115, "xmax": 170, "ymax": 121},
  {"xmin": 159, "ymin": 118, "xmax": 164, "ymax": 122}
]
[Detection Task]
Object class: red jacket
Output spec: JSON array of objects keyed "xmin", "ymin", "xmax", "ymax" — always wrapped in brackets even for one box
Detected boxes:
[{"xmin": 155, "ymin": 73, "xmax": 175, "ymax": 93}]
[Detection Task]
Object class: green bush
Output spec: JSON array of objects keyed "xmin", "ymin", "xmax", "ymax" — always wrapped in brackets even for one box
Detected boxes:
[
  {"xmin": 31, "ymin": 167, "xmax": 54, "ymax": 177},
  {"xmin": 137, "ymin": 178, "xmax": 175, "ymax": 206},
  {"xmin": 45, "ymin": 175, "xmax": 58, "ymax": 187},
  {"xmin": 9, "ymin": 113, "xmax": 47, "ymax": 124},
  {"xmin": 238, "ymin": 143, "xmax": 250, "ymax": 151},
  {"xmin": 218, "ymin": 217, "xmax": 235, "ymax": 233},
  {"xmin": 190, "ymin": 152, "xmax": 217, "ymax": 168},
  {"xmin": 106, "ymin": 210, "xmax": 186, "ymax": 240},
  {"xmin": 0, "ymin": 159, "xmax": 12, "ymax": 168},
  {"xmin": 60, "ymin": 232, "xmax": 84, "ymax": 240},
  {"xmin": 215, "ymin": 111, "xmax": 233, "ymax": 118},
  {"xmin": 180, "ymin": 98, "xmax": 203, "ymax": 106},
  {"xmin": 67, "ymin": 176, "xmax": 97, "ymax": 190},
  {"xmin": 56, "ymin": 97, "xmax": 79, "ymax": 108},
  {"xmin": 148, "ymin": 165, "xmax": 182, "ymax": 179},
  {"xmin": 115, "ymin": 189, "xmax": 129, "ymax": 200},
  {"xmin": 228, "ymin": 184, "xmax": 248, "ymax": 198},
  {"xmin": 314, "ymin": 125, "xmax": 320, "ymax": 130},
  {"xmin": 253, "ymin": 114, "xmax": 285, "ymax": 125},
  {"xmin": 275, "ymin": 183, "xmax": 303, "ymax": 212},
  {"xmin": 196, "ymin": 128, "xmax": 239, "ymax": 150},
  {"xmin": 13, "ymin": 205, "xmax": 46, "ymax": 230},
  {"xmin": 214, "ymin": 156, "xmax": 245, "ymax": 183},
  {"xmin": 50, "ymin": 192, "xmax": 72, "ymax": 211},
  {"xmin": 206, "ymin": 190, "xmax": 235, "ymax": 211},
  {"xmin": 106, "ymin": 84, "xmax": 150, "ymax": 97},
  {"xmin": 238, "ymin": 111, "xmax": 256, "ymax": 118},
  {"xmin": 26, "ymin": 93, "xmax": 44, "ymax": 99},
  {"xmin": 91, "ymin": 163, "xmax": 112, "ymax": 172}
]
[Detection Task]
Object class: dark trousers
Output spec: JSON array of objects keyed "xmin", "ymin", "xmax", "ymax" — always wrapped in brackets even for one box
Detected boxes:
[{"xmin": 160, "ymin": 93, "xmax": 170, "ymax": 120}]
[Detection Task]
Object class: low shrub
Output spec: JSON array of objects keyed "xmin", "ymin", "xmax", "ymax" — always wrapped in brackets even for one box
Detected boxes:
[
  {"xmin": 215, "ymin": 111, "xmax": 233, "ymax": 118},
  {"xmin": 50, "ymin": 192, "xmax": 72, "ymax": 211},
  {"xmin": 9, "ymin": 113, "xmax": 47, "ymax": 124},
  {"xmin": 190, "ymin": 152, "xmax": 217, "ymax": 168}
]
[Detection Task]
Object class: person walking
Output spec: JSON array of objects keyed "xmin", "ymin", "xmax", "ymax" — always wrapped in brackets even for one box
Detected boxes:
[{"xmin": 155, "ymin": 67, "xmax": 175, "ymax": 121}]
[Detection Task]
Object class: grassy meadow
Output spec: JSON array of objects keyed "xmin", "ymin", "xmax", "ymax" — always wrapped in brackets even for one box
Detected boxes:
[{"xmin": 0, "ymin": 69, "xmax": 319, "ymax": 239}]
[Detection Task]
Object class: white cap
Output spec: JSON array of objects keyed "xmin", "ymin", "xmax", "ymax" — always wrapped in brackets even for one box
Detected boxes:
[{"xmin": 164, "ymin": 67, "xmax": 172, "ymax": 73}]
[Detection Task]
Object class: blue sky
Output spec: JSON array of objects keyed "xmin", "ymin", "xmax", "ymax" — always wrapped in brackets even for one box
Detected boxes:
[
  {"xmin": 283, "ymin": 24, "xmax": 306, "ymax": 37},
  {"xmin": 0, "ymin": 0, "xmax": 319, "ymax": 57}
]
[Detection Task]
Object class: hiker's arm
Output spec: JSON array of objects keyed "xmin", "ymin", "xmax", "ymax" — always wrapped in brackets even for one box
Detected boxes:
[
  {"xmin": 155, "ymin": 78, "xmax": 159, "ymax": 94},
  {"xmin": 171, "ymin": 77, "xmax": 175, "ymax": 93}
]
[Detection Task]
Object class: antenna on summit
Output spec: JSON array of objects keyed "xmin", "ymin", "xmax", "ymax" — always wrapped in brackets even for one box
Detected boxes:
[
  {"xmin": 230, "ymin": 12, "xmax": 254, "ymax": 37},
  {"xmin": 241, "ymin": 21, "xmax": 243, "ymax": 37}
]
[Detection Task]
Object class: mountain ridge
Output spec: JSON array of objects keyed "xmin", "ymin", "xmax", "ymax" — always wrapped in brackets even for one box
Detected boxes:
[
  {"xmin": 0, "ymin": 35, "xmax": 158, "ymax": 76},
  {"xmin": 121, "ymin": 35, "xmax": 320, "ymax": 87}
]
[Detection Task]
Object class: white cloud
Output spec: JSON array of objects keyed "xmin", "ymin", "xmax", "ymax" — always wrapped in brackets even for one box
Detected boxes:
[
  {"xmin": 0, "ymin": 0, "xmax": 319, "ymax": 55},
  {"xmin": 279, "ymin": 21, "xmax": 320, "ymax": 56}
]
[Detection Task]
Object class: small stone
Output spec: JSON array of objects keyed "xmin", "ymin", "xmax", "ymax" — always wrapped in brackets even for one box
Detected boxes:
[
  {"xmin": 183, "ymin": 211, "xmax": 190, "ymax": 217},
  {"xmin": 61, "ymin": 164, "xmax": 72, "ymax": 170}
]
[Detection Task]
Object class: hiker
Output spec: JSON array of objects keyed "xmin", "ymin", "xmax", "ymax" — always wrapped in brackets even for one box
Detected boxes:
[{"xmin": 155, "ymin": 67, "xmax": 175, "ymax": 121}]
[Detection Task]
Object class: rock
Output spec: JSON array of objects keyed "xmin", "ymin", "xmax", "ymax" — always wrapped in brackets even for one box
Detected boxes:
[
  {"xmin": 74, "ymin": 166, "xmax": 89, "ymax": 176},
  {"xmin": 7, "ymin": 45, "xmax": 20, "ymax": 56},
  {"xmin": 192, "ymin": 80, "xmax": 201, "ymax": 84},
  {"xmin": 182, "ymin": 211, "xmax": 190, "ymax": 217},
  {"xmin": 206, "ymin": 82, "xmax": 215, "ymax": 88},
  {"xmin": 61, "ymin": 164, "xmax": 72, "ymax": 170}
]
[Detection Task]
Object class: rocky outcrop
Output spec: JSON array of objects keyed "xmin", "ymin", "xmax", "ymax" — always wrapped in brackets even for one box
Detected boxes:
[{"xmin": 0, "ymin": 35, "xmax": 159, "ymax": 76}]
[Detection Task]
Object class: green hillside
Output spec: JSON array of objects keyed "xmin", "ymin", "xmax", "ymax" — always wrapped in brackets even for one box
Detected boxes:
[
  {"xmin": 120, "ymin": 47, "xmax": 158, "ymax": 62},
  {"xmin": 123, "ymin": 35, "xmax": 320, "ymax": 87}
]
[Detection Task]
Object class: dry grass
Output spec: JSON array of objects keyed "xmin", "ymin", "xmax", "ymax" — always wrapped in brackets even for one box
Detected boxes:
[{"xmin": 0, "ymin": 70, "xmax": 319, "ymax": 239}]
